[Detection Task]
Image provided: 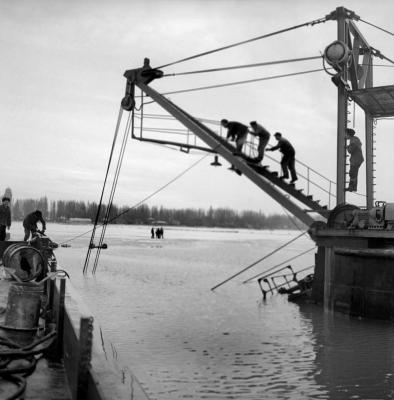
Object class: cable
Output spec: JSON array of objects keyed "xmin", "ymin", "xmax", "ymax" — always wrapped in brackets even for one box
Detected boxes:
[
  {"xmin": 210, "ymin": 230, "xmax": 308, "ymax": 291},
  {"xmin": 91, "ymin": 111, "xmax": 133, "ymax": 275},
  {"xmin": 59, "ymin": 147, "xmax": 218, "ymax": 247},
  {"xmin": 93, "ymin": 113, "xmax": 132, "ymax": 273},
  {"xmin": 371, "ymin": 47, "xmax": 394, "ymax": 64},
  {"xmin": 83, "ymin": 107, "xmax": 124, "ymax": 275},
  {"xmin": 281, "ymin": 205, "xmax": 304, "ymax": 231},
  {"xmin": 243, "ymin": 246, "xmax": 315, "ymax": 283},
  {"xmin": 359, "ymin": 18, "xmax": 394, "ymax": 36},
  {"xmin": 162, "ymin": 68, "xmax": 325, "ymax": 96},
  {"xmin": 162, "ymin": 55, "xmax": 322, "ymax": 77},
  {"xmin": 156, "ymin": 16, "xmax": 327, "ymax": 69},
  {"xmin": 103, "ymin": 146, "xmax": 219, "ymax": 225}
]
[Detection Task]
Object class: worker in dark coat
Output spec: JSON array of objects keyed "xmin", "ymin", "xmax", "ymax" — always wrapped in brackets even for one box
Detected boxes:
[
  {"xmin": 249, "ymin": 121, "xmax": 271, "ymax": 163},
  {"xmin": 345, "ymin": 128, "xmax": 364, "ymax": 192},
  {"xmin": 0, "ymin": 197, "xmax": 11, "ymax": 241},
  {"xmin": 221, "ymin": 119, "xmax": 248, "ymax": 155},
  {"xmin": 266, "ymin": 132, "xmax": 298, "ymax": 183},
  {"xmin": 23, "ymin": 210, "xmax": 46, "ymax": 241}
]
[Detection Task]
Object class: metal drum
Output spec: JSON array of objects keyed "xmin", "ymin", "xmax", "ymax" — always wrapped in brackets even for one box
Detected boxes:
[{"xmin": 2, "ymin": 244, "xmax": 45, "ymax": 281}]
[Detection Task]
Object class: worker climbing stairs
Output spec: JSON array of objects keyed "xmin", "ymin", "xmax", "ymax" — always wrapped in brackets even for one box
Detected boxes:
[{"xmin": 127, "ymin": 80, "xmax": 331, "ymax": 227}]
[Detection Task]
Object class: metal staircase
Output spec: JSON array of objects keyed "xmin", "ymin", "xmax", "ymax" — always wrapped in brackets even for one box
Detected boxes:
[
  {"xmin": 246, "ymin": 161, "xmax": 327, "ymax": 215},
  {"xmin": 135, "ymin": 87, "xmax": 329, "ymax": 226},
  {"xmin": 122, "ymin": 66, "xmax": 331, "ymax": 226}
]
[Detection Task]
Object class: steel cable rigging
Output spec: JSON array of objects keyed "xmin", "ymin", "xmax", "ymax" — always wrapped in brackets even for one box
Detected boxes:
[
  {"xmin": 156, "ymin": 16, "xmax": 328, "ymax": 69},
  {"xmin": 80, "ymin": 10, "xmax": 390, "ymax": 272},
  {"xmin": 359, "ymin": 18, "xmax": 394, "ymax": 37},
  {"xmin": 83, "ymin": 107, "xmax": 124, "ymax": 275},
  {"xmin": 91, "ymin": 112, "xmax": 133, "ymax": 275},
  {"xmin": 162, "ymin": 55, "xmax": 323, "ymax": 77},
  {"xmin": 242, "ymin": 247, "xmax": 316, "ymax": 284},
  {"xmin": 74, "ymin": 143, "xmax": 219, "ymax": 268},
  {"xmin": 210, "ymin": 231, "xmax": 308, "ymax": 291},
  {"xmin": 162, "ymin": 68, "xmax": 325, "ymax": 96}
]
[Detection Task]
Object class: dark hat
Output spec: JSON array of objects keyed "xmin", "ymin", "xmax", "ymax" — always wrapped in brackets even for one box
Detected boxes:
[
  {"xmin": 274, "ymin": 132, "xmax": 282, "ymax": 137},
  {"xmin": 220, "ymin": 119, "xmax": 228, "ymax": 125},
  {"xmin": 35, "ymin": 210, "xmax": 42, "ymax": 216},
  {"xmin": 346, "ymin": 128, "xmax": 355, "ymax": 135},
  {"xmin": 250, "ymin": 121, "xmax": 257, "ymax": 126},
  {"xmin": 2, "ymin": 197, "xmax": 10, "ymax": 202}
]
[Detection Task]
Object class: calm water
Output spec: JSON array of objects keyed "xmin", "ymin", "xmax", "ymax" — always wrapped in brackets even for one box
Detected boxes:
[{"xmin": 14, "ymin": 223, "xmax": 394, "ymax": 400}]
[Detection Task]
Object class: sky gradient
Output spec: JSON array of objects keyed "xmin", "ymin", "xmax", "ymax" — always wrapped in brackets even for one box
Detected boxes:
[{"xmin": 1, "ymin": 0, "xmax": 393, "ymax": 214}]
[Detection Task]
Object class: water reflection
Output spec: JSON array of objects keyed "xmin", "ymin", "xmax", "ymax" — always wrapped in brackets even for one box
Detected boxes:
[
  {"xmin": 41, "ymin": 223, "xmax": 394, "ymax": 399},
  {"xmin": 299, "ymin": 303, "xmax": 394, "ymax": 399}
]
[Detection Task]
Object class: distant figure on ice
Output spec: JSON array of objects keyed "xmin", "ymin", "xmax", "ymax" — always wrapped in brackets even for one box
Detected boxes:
[
  {"xmin": 0, "ymin": 197, "xmax": 11, "ymax": 241},
  {"xmin": 221, "ymin": 119, "xmax": 248, "ymax": 156},
  {"xmin": 249, "ymin": 121, "xmax": 271, "ymax": 163},
  {"xmin": 151, "ymin": 227, "xmax": 155, "ymax": 239},
  {"xmin": 23, "ymin": 210, "xmax": 46, "ymax": 241},
  {"xmin": 155, "ymin": 227, "xmax": 160, "ymax": 239},
  {"xmin": 159, "ymin": 227, "xmax": 164, "ymax": 239},
  {"xmin": 345, "ymin": 128, "xmax": 364, "ymax": 192},
  {"xmin": 266, "ymin": 132, "xmax": 298, "ymax": 184}
]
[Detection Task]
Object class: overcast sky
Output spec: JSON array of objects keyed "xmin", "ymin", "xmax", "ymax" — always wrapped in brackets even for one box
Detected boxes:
[{"xmin": 0, "ymin": 0, "xmax": 393, "ymax": 214}]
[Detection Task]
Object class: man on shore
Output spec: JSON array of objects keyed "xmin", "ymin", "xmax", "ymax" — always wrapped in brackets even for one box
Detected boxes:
[{"xmin": 0, "ymin": 197, "xmax": 11, "ymax": 241}]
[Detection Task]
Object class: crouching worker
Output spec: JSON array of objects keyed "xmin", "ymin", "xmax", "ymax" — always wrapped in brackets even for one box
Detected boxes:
[
  {"xmin": 23, "ymin": 210, "xmax": 46, "ymax": 241},
  {"xmin": 221, "ymin": 119, "xmax": 248, "ymax": 156}
]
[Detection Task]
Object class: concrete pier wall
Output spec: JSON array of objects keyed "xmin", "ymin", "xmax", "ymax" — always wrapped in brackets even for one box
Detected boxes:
[
  {"xmin": 330, "ymin": 249, "xmax": 394, "ymax": 319},
  {"xmin": 310, "ymin": 227, "xmax": 394, "ymax": 320}
]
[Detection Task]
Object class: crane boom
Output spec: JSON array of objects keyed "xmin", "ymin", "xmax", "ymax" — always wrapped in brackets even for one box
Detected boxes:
[{"xmin": 121, "ymin": 59, "xmax": 318, "ymax": 226}]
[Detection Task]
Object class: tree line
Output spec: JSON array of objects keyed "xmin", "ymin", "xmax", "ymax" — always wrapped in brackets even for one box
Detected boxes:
[{"xmin": 10, "ymin": 197, "xmax": 303, "ymax": 230}]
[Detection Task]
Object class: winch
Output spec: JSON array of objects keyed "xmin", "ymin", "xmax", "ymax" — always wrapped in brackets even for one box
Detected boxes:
[{"xmin": 327, "ymin": 201, "xmax": 394, "ymax": 230}]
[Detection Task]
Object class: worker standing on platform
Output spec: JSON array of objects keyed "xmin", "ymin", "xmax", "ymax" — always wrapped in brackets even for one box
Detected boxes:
[
  {"xmin": 266, "ymin": 132, "xmax": 298, "ymax": 184},
  {"xmin": 249, "ymin": 121, "xmax": 271, "ymax": 163},
  {"xmin": 345, "ymin": 128, "xmax": 364, "ymax": 192},
  {"xmin": 221, "ymin": 119, "xmax": 248, "ymax": 155},
  {"xmin": 0, "ymin": 197, "xmax": 11, "ymax": 241}
]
